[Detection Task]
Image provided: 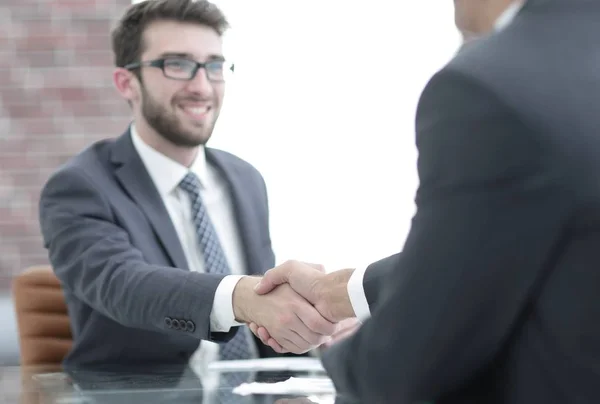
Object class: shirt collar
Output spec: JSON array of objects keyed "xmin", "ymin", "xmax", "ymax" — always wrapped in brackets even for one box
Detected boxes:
[
  {"xmin": 130, "ymin": 123, "xmax": 209, "ymax": 196},
  {"xmin": 494, "ymin": 0, "xmax": 526, "ymax": 32}
]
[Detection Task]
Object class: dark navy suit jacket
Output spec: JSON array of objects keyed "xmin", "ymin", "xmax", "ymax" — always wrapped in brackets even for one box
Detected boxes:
[
  {"xmin": 39, "ymin": 129, "xmax": 281, "ymax": 367},
  {"xmin": 322, "ymin": 0, "xmax": 600, "ymax": 402}
]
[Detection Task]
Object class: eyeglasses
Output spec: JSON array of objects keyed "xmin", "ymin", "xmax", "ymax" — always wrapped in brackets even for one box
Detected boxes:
[{"xmin": 124, "ymin": 58, "xmax": 234, "ymax": 82}]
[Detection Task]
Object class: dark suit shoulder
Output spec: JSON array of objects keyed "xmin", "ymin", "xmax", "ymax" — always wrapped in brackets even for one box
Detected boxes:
[
  {"xmin": 207, "ymin": 148, "xmax": 263, "ymax": 176},
  {"xmin": 206, "ymin": 147, "xmax": 268, "ymax": 197},
  {"xmin": 46, "ymin": 137, "xmax": 117, "ymax": 183},
  {"xmin": 39, "ymin": 139, "xmax": 117, "ymax": 230}
]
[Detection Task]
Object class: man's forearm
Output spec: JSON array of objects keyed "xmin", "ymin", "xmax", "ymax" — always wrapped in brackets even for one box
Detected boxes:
[{"xmin": 210, "ymin": 275, "xmax": 247, "ymax": 332}]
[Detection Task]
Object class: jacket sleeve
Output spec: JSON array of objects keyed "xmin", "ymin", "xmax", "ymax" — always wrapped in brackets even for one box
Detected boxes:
[
  {"xmin": 321, "ymin": 69, "xmax": 572, "ymax": 403},
  {"xmin": 39, "ymin": 167, "xmax": 236, "ymax": 342}
]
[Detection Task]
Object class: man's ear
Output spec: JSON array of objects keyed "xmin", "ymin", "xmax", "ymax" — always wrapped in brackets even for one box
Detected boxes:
[{"xmin": 113, "ymin": 67, "xmax": 140, "ymax": 104}]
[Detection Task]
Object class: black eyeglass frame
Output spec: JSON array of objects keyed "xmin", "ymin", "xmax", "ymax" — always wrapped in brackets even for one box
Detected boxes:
[{"xmin": 124, "ymin": 58, "xmax": 234, "ymax": 82}]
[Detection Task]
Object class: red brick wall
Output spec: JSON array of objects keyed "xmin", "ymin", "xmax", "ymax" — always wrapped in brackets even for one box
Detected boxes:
[{"xmin": 0, "ymin": 0, "xmax": 133, "ymax": 288}]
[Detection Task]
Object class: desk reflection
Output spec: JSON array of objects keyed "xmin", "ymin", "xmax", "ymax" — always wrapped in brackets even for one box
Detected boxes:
[{"xmin": 11, "ymin": 363, "xmax": 341, "ymax": 404}]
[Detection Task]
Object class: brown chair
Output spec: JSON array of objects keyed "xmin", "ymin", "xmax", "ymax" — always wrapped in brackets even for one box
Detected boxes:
[{"xmin": 12, "ymin": 266, "xmax": 72, "ymax": 366}]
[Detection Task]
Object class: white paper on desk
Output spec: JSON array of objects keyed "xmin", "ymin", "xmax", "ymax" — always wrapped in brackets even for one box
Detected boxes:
[
  {"xmin": 208, "ymin": 357, "xmax": 325, "ymax": 373},
  {"xmin": 233, "ymin": 376, "xmax": 335, "ymax": 396}
]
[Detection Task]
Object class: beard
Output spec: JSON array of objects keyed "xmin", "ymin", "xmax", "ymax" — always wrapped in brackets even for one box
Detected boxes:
[{"xmin": 140, "ymin": 85, "xmax": 218, "ymax": 147}]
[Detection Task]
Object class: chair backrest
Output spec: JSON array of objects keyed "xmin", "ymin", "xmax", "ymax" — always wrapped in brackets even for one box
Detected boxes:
[{"xmin": 12, "ymin": 266, "xmax": 72, "ymax": 366}]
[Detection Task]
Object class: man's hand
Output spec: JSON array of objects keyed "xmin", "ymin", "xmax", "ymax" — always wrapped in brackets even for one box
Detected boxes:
[
  {"xmin": 248, "ymin": 260, "xmax": 357, "ymax": 353},
  {"xmin": 254, "ymin": 260, "xmax": 356, "ymax": 322},
  {"xmin": 250, "ymin": 316, "xmax": 361, "ymax": 353},
  {"xmin": 232, "ymin": 276, "xmax": 336, "ymax": 354},
  {"xmin": 320, "ymin": 317, "xmax": 361, "ymax": 349}
]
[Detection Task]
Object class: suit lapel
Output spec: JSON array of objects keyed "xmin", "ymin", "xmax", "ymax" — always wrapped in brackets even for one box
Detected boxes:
[
  {"xmin": 206, "ymin": 149, "xmax": 263, "ymax": 276},
  {"xmin": 110, "ymin": 130, "xmax": 190, "ymax": 271}
]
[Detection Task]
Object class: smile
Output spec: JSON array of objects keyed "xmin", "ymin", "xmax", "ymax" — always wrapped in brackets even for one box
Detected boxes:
[{"xmin": 180, "ymin": 104, "xmax": 211, "ymax": 119}]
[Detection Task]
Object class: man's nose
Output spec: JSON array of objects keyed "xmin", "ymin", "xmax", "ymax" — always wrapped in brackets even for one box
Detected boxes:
[{"xmin": 186, "ymin": 68, "xmax": 213, "ymax": 95}]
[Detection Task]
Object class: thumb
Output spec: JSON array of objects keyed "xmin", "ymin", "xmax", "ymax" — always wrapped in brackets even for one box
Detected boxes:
[{"xmin": 254, "ymin": 267, "xmax": 289, "ymax": 295}]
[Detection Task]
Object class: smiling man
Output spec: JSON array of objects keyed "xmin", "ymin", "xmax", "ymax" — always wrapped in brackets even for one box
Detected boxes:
[{"xmin": 38, "ymin": 0, "xmax": 336, "ymax": 373}]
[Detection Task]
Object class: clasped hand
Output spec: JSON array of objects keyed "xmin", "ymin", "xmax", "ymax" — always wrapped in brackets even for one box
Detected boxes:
[{"xmin": 242, "ymin": 260, "xmax": 360, "ymax": 354}]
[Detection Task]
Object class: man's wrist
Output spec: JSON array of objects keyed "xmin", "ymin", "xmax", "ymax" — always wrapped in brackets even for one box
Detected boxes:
[
  {"xmin": 318, "ymin": 268, "xmax": 355, "ymax": 322},
  {"xmin": 210, "ymin": 275, "xmax": 246, "ymax": 332},
  {"xmin": 347, "ymin": 266, "xmax": 371, "ymax": 321},
  {"xmin": 232, "ymin": 276, "xmax": 261, "ymax": 323}
]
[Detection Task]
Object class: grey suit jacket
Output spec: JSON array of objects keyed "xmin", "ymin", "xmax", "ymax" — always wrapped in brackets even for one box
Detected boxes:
[
  {"xmin": 323, "ymin": 0, "xmax": 600, "ymax": 402},
  {"xmin": 38, "ymin": 129, "xmax": 278, "ymax": 366}
]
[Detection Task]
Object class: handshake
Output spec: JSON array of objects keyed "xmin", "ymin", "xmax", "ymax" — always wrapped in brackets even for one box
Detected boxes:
[{"xmin": 231, "ymin": 260, "xmax": 359, "ymax": 354}]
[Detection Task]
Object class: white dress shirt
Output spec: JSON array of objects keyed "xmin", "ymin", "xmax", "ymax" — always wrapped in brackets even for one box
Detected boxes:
[
  {"xmin": 494, "ymin": 0, "xmax": 526, "ymax": 32},
  {"xmin": 347, "ymin": 0, "xmax": 526, "ymax": 322},
  {"xmin": 130, "ymin": 124, "xmax": 257, "ymax": 379}
]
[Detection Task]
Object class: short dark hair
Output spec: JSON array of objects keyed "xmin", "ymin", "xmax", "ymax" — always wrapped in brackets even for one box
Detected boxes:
[{"xmin": 111, "ymin": 0, "xmax": 230, "ymax": 68}]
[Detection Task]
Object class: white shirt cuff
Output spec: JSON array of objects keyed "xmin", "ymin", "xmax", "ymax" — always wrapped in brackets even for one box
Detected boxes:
[
  {"xmin": 210, "ymin": 275, "xmax": 246, "ymax": 332},
  {"xmin": 347, "ymin": 266, "xmax": 371, "ymax": 322}
]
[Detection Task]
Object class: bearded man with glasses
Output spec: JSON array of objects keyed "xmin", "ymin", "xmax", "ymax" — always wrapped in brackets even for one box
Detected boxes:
[{"xmin": 38, "ymin": 0, "xmax": 337, "ymax": 378}]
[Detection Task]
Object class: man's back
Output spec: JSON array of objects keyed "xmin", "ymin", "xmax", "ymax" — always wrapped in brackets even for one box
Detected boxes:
[
  {"xmin": 311, "ymin": 1, "xmax": 600, "ymax": 402},
  {"xmin": 441, "ymin": 1, "xmax": 600, "ymax": 401}
]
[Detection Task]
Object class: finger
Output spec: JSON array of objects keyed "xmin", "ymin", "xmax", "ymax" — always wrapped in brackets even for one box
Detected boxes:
[
  {"xmin": 249, "ymin": 323, "xmax": 260, "ymax": 338},
  {"xmin": 286, "ymin": 266, "xmax": 325, "ymax": 304},
  {"xmin": 291, "ymin": 326, "xmax": 329, "ymax": 349},
  {"xmin": 278, "ymin": 315, "xmax": 324, "ymax": 352},
  {"xmin": 267, "ymin": 315, "xmax": 308, "ymax": 353},
  {"xmin": 275, "ymin": 334, "xmax": 305, "ymax": 354},
  {"xmin": 257, "ymin": 326, "xmax": 271, "ymax": 344},
  {"xmin": 254, "ymin": 266, "xmax": 291, "ymax": 295},
  {"xmin": 256, "ymin": 326, "xmax": 287, "ymax": 353},
  {"xmin": 284, "ymin": 329, "xmax": 317, "ymax": 353},
  {"xmin": 267, "ymin": 337, "xmax": 286, "ymax": 353},
  {"xmin": 295, "ymin": 303, "xmax": 337, "ymax": 336},
  {"xmin": 287, "ymin": 313, "xmax": 330, "ymax": 348},
  {"xmin": 255, "ymin": 325, "xmax": 288, "ymax": 351}
]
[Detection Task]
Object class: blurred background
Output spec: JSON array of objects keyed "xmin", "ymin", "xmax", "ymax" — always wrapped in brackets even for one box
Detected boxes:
[{"xmin": 0, "ymin": 0, "xmax": 461, "ymax": 364}]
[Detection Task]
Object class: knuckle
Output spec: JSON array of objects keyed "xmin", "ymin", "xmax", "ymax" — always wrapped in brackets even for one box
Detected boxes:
[
  {"xmin": 306, "ymin": 318, "xmax": 320, "ymax": 332},
  {"xmin": 311, "ymin": 317, "xmax": 334, "ymax": 335},
  {"xmin": 306, "ymin": 333, "xmax": 321, "ymax": 346},
  {"xmin": 284, "ymin": 259, "xmax": 299, "ymax": 268},
  {"xmin": 278, "ymin": 314, "xmax": 293, "ymax": 326}
]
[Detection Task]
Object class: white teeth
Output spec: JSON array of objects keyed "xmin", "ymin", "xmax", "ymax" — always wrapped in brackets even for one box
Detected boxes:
[{"xmin": 185, "ymin": 106, "xmax": 209, "ymax": 115}]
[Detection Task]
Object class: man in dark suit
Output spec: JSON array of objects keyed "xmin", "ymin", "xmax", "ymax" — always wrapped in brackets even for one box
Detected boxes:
[
  {"xmin": 252, "ymin": 0, "xmax": 600, "ymax": 402},
  {"xmin": 38, "ymin": 0, "xmax": 336, "ymax": 372}
]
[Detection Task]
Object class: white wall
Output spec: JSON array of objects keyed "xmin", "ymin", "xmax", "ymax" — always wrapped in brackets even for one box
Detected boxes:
[{"xmin": 136, "ymin": 0, "xmax": 462, "ymax": 270}]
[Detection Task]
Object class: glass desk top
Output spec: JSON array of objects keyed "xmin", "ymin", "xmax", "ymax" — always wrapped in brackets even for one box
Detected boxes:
[{"xmin": 0, "ymin": 363, "xmax": 354, "ymax": 404}]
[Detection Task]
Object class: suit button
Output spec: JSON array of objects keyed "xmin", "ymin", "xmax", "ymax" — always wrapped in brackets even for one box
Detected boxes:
[
  {"xmin": 172, "ymin": 319, "xmax": 180, "ymax": 330},
  {"xmin": 186, "ymin": 320, "xmax": 195, "ymax": 333},
  {"xmin": 164, "ymin": 317, "xmax": 172, "ymax": 328}
]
